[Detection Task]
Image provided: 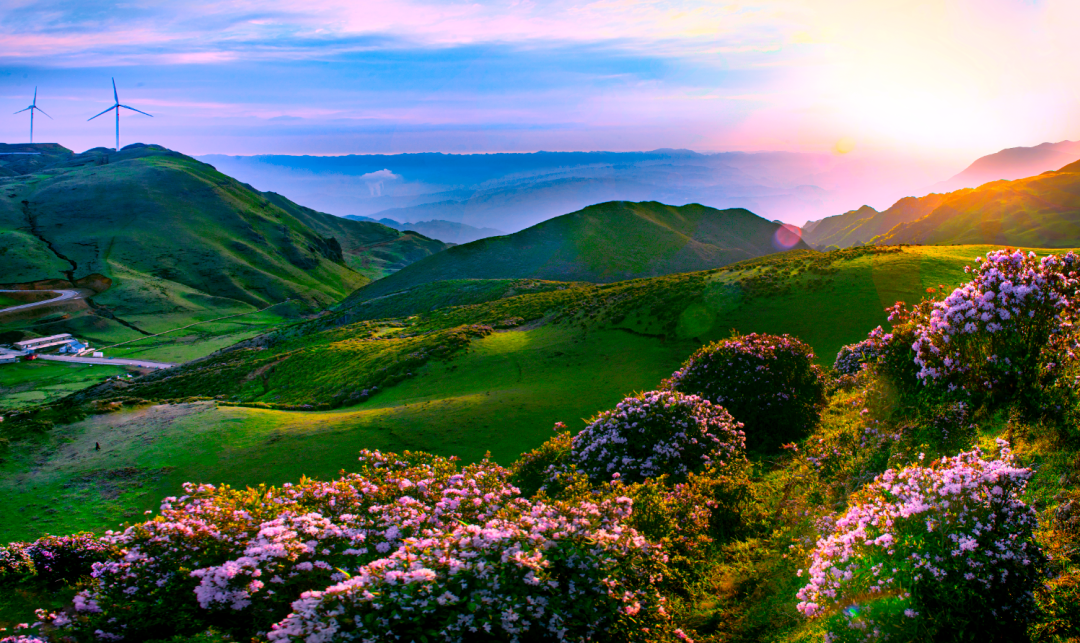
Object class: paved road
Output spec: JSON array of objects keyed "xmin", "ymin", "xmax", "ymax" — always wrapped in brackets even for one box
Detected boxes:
[
  {"xmin": 36, "ymin": 354, "xmax": 176, "ymax": 369},
  {"xmin": 0, "ymin": 289, "xmax": 79, "ymax": 314}
]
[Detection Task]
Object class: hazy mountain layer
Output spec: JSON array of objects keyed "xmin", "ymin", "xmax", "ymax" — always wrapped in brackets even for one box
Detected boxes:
[
  {"xmin": 0, "ymin": 144, "xmax": 447, "ymax": 323},
  {"xmin": 342, "ymin": 201, "xmax": 810, "ymax": 305},
  {"xmin": 200, "ymin": 149, "xmax": 954, "ymax": 230},
  {"xmin": 933, "ymin": 140, "xmax": 1080, "ymax": 193},
  {"xmin": 343, "ymin": 215, "xmax": 505, "ymax": 244}
]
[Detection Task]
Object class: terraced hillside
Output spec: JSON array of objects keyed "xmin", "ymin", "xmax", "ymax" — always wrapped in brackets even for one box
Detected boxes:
[
  {"xmin": 0, "ymin": 144, "xmax": 447, "ymax": 347},
  {"xmin": 349, "ymin": 201, "xmax": 810, "ymax": 301}
]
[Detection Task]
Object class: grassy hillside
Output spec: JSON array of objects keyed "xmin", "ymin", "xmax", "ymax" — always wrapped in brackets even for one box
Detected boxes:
[
  {"xmin": 0, "ymin": 144, "xmax": 446, "ymax": 352},
  {"xmin": 802, "ymin": 193, "xmax": 952, "ymax": 249},
  {"xmin": 347, "ymin": 201, "xmax": 811, "ymax": 301},
  {"xmin": 2, "ymin": 244, "xmax": 1051, "ymax": 545},
  {"xmin": 877, "ymin": 159, "xmax": 1080, "ymax": 246}
]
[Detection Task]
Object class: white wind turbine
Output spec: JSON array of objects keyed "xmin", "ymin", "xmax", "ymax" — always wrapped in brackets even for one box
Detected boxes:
[
  {"xmin": 88, "ymin": 78, "xmax": 152, "ymax": 151},
  {"xmin": 14, "ymin": 87, "xmax": 51, "ymax": 143}
]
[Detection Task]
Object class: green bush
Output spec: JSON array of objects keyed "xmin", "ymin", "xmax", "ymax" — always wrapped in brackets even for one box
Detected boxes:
[{"xmin": 667, "ymin": 333, "xmax": 827, "ymax": 452}]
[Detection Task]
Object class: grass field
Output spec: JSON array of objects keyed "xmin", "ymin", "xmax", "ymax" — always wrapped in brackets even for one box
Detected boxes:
[
  {"xmin": 0, "ymin": 361, "xmax": 130, "ymax": 406},
  {"xmin": 2, "ymin": 244, "xmax": 1050, "ymax": 543}
]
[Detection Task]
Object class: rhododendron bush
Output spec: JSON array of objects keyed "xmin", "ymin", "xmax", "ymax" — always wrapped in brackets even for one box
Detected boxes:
[
  {"xmin": 796, "ymin": 442, "xmax": 1047, "ymax": 642},
  {"xmin": 572, "ymin": 390, "xmax": 745, "ymax": 484},
  {"xmin": 833, "ymin": 327, "xmax": 891, "ymax": 376},
  {"xmin": 889, "ymin": 250, "xmax": 1080, "ymax": 412},
  {"xmin": 667, "ymin": 333, "xmax": 827, "ymax": 451},
  {"xmin": 20, "ymin": 451, "xmax": 680, "ymax": 643}
]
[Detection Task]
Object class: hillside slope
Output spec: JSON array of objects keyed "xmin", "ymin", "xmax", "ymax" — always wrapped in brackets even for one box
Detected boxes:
[
  {"xmin": 344, "ymin": 201, "xmax": 809, "ymax": 302},
  {"xmin": 802, "ymin": 193, "xmax": 954, "ymax": 249},
  {"xmin": 344, "ymin": 214, "xmax": 505, "ymax": 244},
  {"xmin": 0, "ymin": 144, "xmax": 447, "ymax": 330},
  {"xmin": 934, "ymin": 140, "xmax": 1080, "ymax": 193},
  {"xmin": 877, "ymin": 159, "xmax": 1080, "ymax": 246}
]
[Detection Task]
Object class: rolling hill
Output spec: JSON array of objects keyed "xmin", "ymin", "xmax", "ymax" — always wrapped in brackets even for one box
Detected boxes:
[
  {"xmin": 875, "ymin": 159, "xmax": 1080, "ymax": 246},
  {"xmin": 0, "ymin": 143, "xmax": 447, "ymax": 343},
  {"xmin": 342, "ymin": 201, "xmax": 810, "ymax": 304},
  {"xmin": 801, "ymin": 193, "xmax": 954, "ymax": 249},
  {"xmin": 1, "ymin": 244, "xmax": 1038, "ymax": 545}
]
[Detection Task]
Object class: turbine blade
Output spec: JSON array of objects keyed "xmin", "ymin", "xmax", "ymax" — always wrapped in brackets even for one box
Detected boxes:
[
  {"xmin": 34, "ymin": 106, "xmax": 53, "ymax": 119},
  {"xmin": 88, "ymin": 106, "xmax": 116, "ymax": 121},
  {"xmin": 112, "ymin": 77, "xmax": 119, "ymax": 103},
  {"xmin": 14, "ymin": 106, "xmax": 30, "ymax": 114},
  {"xmin": 119, "ymin": 105, "xmax": 153, "ymax": 117},
  {"xmin": 33, "ymin": 87, "xmax": 37, "ymax": 105}
]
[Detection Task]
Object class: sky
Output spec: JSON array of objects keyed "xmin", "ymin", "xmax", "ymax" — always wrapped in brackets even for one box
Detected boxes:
[{"xmin": 0, "ymin": 0, "xmax": 1078, "ymax": 161}]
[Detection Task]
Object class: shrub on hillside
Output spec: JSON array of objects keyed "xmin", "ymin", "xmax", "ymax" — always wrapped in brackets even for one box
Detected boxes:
[
  {"xmin": 833, "ymin": 327, "xmax": 891, "ymax": 376},
  {"xmin": 892, "ymin": 250, "xmax": 1080, "ymax": 414},
  {"xmin": 508, "ymin": 421, "xmax": 575, "ymax": 497},
  {"xmin": 34, "ymin": 450, "xmax": 681, "ymax": 643},
  {"xmin": 666, "ymin": 333, "xmax": 827, "ymax": 451},
  {"xmin": 267, "ymin": 497, "xmax": 677, "ymax": 643},
  {"xmin": 796, "ymin": 441, "xmax": 1047, "ymax": 642},
  {"xmin": 571, "ymin": 390, "xmax": 745, "ymax": 484}
]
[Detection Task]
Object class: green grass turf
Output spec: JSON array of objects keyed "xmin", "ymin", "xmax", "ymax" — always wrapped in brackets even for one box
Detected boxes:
[{"xmin": 0, "ymin": 361, "xmax": 130, "ymax": 406}]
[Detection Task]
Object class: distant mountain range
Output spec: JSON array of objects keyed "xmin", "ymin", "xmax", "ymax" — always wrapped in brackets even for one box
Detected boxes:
[
  {"xmin": 876, "ymin": 159, "xmax": 1080, "ymax": 246},
  {"xmin": 0, "ymin": 143, "xmax": 446, "ymax": 327},
  {"xmin": 343, "ymin": 201, "xmax": 809, "ymax": 305},
  {"xmin": 199, "ymin": 149, "xmax": 953, "ymax": 232},
  {"xmin": 933, "ymin": 140, "xmax": 1080, "ymax": 193},
  {"xmin": 343, "ymin": 215, "xmax": 504, "ymax": 244},
  {"xmin": 804, "ymin": 158, "xmax": 1080, "ymax": 249}
]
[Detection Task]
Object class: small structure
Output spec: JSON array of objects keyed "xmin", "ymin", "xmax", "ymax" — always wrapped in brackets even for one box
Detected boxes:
[
  {"xmin": 15, "ymin": 333, "xmax": 73, "ymax": 352},
  {"xmin": 92, "ymin": 351, "xmax": 104, "ymax": 358},
  {"xmin": 59, "ymin": 340, "xmax": 88, "ymax": 354}
]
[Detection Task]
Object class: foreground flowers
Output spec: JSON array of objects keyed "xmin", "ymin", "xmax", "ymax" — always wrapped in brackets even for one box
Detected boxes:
[
  {"xmin": 796, "ymin": 441, "xmax": 1046, "ymax": 641},
  {"xmin": 21, "ymin": 451, "xmax": 680, "ymax": 643}
]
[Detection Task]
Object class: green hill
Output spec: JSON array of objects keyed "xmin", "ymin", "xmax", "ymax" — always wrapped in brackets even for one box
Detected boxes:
[
  {"xmin": 1, "ymin": 244, "xmax": 1047, "ymax": 544},
  {"xmin": 876, "ymin": 159, "xmax": 1080, "ymax": 246},
  {"xmin": 344, "ymin": 201, "xmax": 810, "ymax": 303},
  {"xmin": 0, "ymin": 144, "xmax": 447, "ymax": 344},
  {"xmin": 802, "ymin": 193, "xmax": 953, "ymax": 249}
]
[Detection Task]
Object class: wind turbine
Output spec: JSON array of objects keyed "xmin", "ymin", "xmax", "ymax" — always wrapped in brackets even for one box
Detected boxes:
[
  {"xmin": 88, "ymin": 78, "xmax": 152, "ymax": 151},
  {"xmin": 14, "ymin": 87, "xmax": 51, "ymax": 143}
]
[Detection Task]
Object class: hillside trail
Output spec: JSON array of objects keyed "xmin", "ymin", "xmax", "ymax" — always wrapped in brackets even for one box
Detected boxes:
[{"xmin": 0, "ymin": 288, "xmax": 79, "ymax": 315}]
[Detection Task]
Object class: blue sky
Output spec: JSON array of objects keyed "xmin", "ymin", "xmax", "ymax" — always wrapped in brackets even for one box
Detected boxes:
[{"xmin": 1, "ymin": 0, "xmax": 1077, "ymax": 159}]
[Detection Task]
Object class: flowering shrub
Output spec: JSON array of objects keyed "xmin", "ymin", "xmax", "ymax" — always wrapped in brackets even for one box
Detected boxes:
[
  {"xmin": 571, "ymin": 390, "xmax": 745, "ymax": 484},
  {"xmin": 667, "ymin": 333, "xmax": 827, "ymax": 451},
  {"xmin": 30, "ymin": 450, "xmax": 679, "ymax": 643},
  {"xmin": 833, "ymin": 327, "xmax": 891, "ymax": 376},
  {"xmin": 0, "ymin": 534, "xmax": 115, "ymax": 586},
  {"xmin": 267, "ymin": 497, "xmax": 675, "ymax": 643},
  {"xmin": 796, "ymin": 441, "xmax": 1047, "ymax": 641},
  {"xmin": 508, "ymin": 422, "xmax": 575, "ymax": 497},
  {"xmin": 904, "ymin": 250, "xmax": 1080, "ymax": 410}
]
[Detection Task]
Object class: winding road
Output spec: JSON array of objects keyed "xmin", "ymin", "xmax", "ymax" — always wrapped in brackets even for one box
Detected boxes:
[
  {"xmin": 0, "ymin": 289, "xmax": 80, "ymax": 314},
  {"xmin": 35, "ymin": 354, "xmax": 176, "ymax": 369}
]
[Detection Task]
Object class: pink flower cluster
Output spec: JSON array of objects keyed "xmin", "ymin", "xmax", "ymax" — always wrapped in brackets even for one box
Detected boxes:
[
  {"xmin": 36, "ymin": 451, "xmax": 677, "ymax": 642},
  {"xmin": 833, "ymin": 327, "xmax": 892, "ymax": 376},
  {"xmin": 796, "ymin": 441, "xmax": 1045, "ymax": 640},
  {"xmin": 571, "ymin": 390, "xmax": 745, "ymax": 484},
  {"xmin": 908, "ymin": 250, "xmax": 1080, "ymax": 393},
  {"xmin": 268, "ymin": 497, "xmax": 671, "ymax": 642}
]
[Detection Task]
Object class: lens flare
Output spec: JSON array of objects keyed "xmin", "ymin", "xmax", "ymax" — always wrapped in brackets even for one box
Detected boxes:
[{"xmin": 773, "ymin": 223, "xmax": 803, "ymax": 250}]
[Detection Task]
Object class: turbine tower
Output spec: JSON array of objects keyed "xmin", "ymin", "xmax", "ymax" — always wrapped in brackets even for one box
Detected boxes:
[
  {"xmin": 88, "ymin": 78, "xmax": 152, "ymax": 151},
  {"xmin": 14, "ymin": 87, "xmax": 51, "ymax": 143}
]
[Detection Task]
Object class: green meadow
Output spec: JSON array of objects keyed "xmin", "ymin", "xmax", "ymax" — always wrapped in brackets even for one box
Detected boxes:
[{"xmin": 1, "ymin": 244, "xmax": 1051, "ymax": 543}]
